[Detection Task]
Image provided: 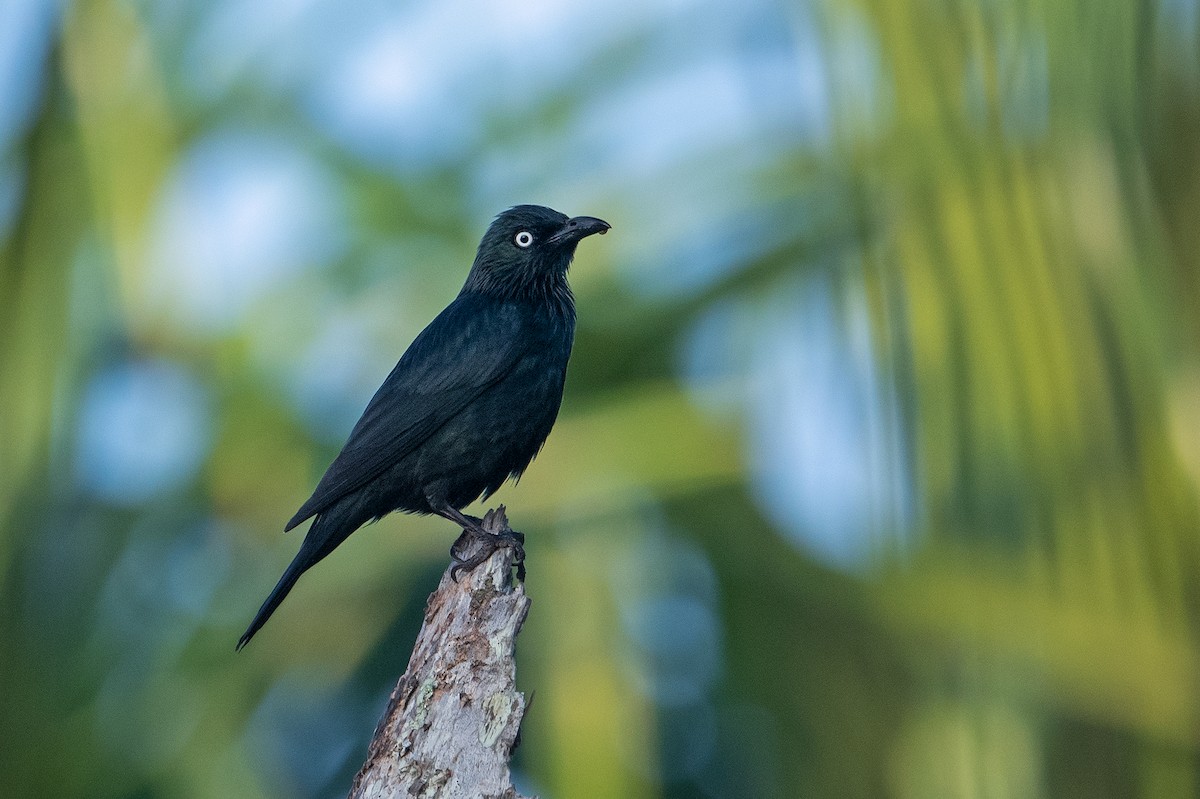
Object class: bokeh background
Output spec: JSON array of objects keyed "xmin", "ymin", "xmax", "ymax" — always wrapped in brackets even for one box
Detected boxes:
[{"xmin": 3, "ymin": 0, "xmax": 1200, "ymax": 796}]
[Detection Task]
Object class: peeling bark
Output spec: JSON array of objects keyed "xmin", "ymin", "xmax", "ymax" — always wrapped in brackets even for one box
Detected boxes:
[{"xmin": 350, "ymin": 507, "xmax": 533, "ymax": 799}]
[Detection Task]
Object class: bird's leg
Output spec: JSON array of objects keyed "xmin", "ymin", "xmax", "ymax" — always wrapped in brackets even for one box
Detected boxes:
[
  {"xmin": 436, "ymin": 504, "xmax": 488, "ymax": 535},
  {"xmin": 435, "ymin": 504, "xmax": 525, "ymax": 582}
]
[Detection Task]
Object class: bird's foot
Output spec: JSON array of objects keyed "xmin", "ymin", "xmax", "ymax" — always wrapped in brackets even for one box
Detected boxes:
[{"xmin": 449, "ymin": 509, "xmax": 526, "ymax": 583}]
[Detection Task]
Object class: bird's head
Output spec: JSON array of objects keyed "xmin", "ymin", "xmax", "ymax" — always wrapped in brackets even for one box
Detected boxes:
[{"xmin": 463, "ymin": 205, "xmax": 610, "ymax": 301}]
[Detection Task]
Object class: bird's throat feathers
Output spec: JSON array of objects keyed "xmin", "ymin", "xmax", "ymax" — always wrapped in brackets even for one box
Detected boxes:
[{"xmin": 461, "ymin": 252, "xmax": 577, "ymax": 319}]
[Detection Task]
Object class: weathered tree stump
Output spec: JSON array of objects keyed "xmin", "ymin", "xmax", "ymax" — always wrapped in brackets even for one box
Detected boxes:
[{"xmin": 349, "ymin": 507, "xmax": 533, "ymax": 799}]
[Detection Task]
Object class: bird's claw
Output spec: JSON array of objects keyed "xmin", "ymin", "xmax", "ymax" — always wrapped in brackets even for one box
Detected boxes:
[{"xmin": 449, "ymin": 527, "xmax": 526, "ymax": 583}]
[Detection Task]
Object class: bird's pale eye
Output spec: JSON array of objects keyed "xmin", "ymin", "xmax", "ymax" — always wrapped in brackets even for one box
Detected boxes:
[{"xmin": 514, "ymin": 231, "xmax": 534, "ymax": 248}]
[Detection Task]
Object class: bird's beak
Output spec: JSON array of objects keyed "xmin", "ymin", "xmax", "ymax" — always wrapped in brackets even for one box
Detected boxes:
[{"xmin": 548, "ymin": 215, "xmax": 611, "ymax": 245}]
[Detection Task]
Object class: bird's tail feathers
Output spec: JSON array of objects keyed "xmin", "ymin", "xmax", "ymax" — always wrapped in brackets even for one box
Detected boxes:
[{"xmin": 236, "ymin": 511, "xmax": 357, "ymax": 650}]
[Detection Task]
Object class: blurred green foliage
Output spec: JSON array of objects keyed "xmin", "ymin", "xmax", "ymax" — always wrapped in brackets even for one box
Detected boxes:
[{"xmin": 2, "ymin": 0, "xmax": 1200, "ymax": 797}]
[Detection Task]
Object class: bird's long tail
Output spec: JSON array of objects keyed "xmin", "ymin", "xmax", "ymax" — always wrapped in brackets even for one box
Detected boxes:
[{"xmin": 237, "ymin": 511, "xmax": 357, "ymax": 650}]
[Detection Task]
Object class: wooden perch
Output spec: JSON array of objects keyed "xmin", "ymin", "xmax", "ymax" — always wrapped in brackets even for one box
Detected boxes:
[{"xmin": 349, "ymin": 507, "xmax": 534, "ymax": 799}]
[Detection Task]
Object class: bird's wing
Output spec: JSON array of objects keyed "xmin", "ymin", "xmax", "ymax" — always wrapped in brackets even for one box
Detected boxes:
[{"xmin": 285, "ymin": 294, "xmax": 530, "ymax": 530}]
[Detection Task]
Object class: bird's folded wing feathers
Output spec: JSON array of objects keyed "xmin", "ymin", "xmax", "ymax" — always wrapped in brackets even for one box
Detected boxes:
[{"xmin": 285, "ymin": 295, "xmax": 530, "ymax": 530}]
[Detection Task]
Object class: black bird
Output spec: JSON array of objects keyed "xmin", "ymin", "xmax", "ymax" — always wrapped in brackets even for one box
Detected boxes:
[{"xmin": 238, "ymin": 205, "xmax": 609, "ymax": 650}]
